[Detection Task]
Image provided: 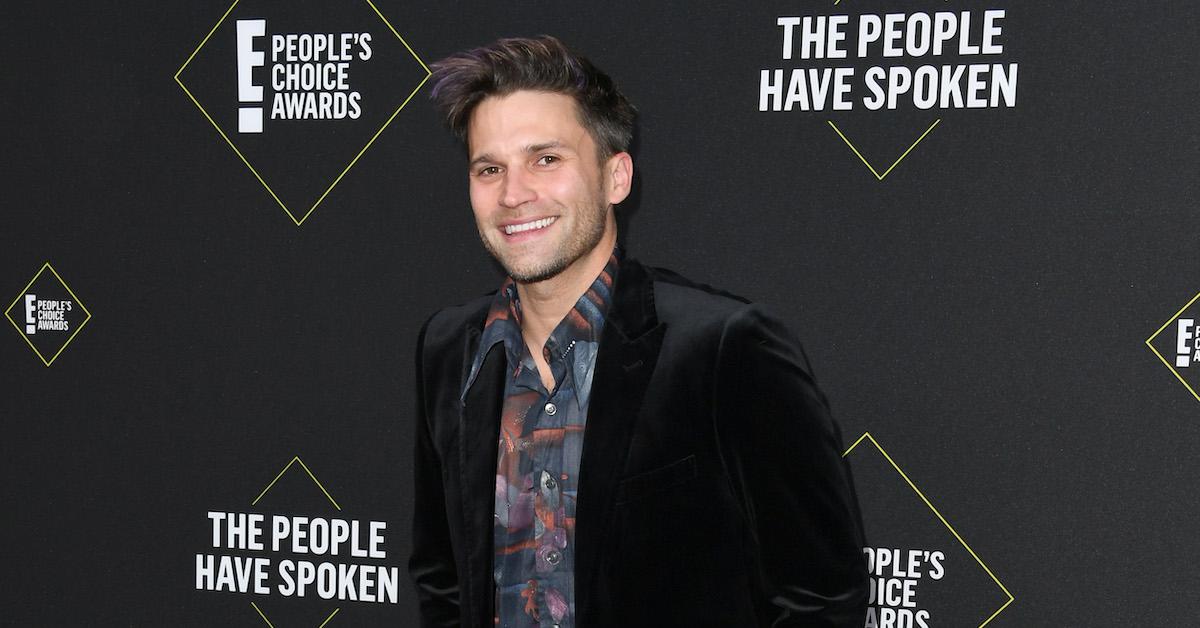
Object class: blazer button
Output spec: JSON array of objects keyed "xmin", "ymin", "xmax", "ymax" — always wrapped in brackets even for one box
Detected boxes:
[
  {"xmin": 544, "ymin": 402, "xmax": 557, "ymax": 416},
  {"xmin": 545, "ymin": 549, "xmax": 562, "ymax": 565}
]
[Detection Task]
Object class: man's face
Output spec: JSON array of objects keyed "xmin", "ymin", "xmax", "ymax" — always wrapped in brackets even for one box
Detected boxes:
[{"xmin": 466, "ymin": 90, "xmax": 619, "ymax": 284}]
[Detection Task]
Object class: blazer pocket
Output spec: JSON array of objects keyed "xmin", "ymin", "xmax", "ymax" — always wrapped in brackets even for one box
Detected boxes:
[{"xmin": 616, "ymin": 454, "xmax": 698, "ymax": 505}]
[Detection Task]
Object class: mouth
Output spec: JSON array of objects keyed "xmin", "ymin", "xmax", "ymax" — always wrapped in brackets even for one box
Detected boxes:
[{"xmin": 502, "ymin": 216, "xmax": 557, "ymax": 236}]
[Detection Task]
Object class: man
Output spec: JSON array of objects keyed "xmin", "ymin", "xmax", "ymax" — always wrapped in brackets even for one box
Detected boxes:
[{"xmin": 410, "ymin": 36, "xmax": 868, "ymax": 627}]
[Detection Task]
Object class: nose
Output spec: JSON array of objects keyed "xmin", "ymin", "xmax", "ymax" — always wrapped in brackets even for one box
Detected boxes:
[{"xmin": 499, "ymin": 167, "xmax": 537, "ymax": 209}]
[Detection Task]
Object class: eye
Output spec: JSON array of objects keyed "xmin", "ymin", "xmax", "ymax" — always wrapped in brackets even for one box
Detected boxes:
[
  {"xmin": 536, "ymin": 154, "xmax": 559, "ymax": 166},
  {"xmin": 475, "ymin": 165, "xmax": 500, "ymax": 177}
]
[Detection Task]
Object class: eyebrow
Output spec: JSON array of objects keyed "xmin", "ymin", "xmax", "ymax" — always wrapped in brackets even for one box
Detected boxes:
[
  {"xmin": 468, "ymin": 140, "xmax": 567, "ymax": 169},
  {"xmin": 525, "ymin": 140, "xmax": 564, "ymax": 153}
]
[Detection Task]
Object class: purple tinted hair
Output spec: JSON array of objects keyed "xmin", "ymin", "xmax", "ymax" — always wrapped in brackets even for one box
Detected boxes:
[{"xmin": 429, "ymin": 35, "xmax": 636, "ymax": 160}]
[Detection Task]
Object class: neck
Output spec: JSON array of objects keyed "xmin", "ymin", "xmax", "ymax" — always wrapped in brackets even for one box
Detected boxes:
[{"xmin": 515, "ymin": 219, "xmax": 617, "ymax": 352}]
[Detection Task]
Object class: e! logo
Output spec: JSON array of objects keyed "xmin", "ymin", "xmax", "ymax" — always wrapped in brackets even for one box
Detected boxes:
[
  {"xmin": 236, "ymin": 19, "xmax": 267, "ymax": 133},
  {"xmin": 24, "ymin": 294, "xmax": 36, "ymax": 334},
  {"xmin": 1178, "ymin": 319, "xmax": 1195, "ymax": 368}
]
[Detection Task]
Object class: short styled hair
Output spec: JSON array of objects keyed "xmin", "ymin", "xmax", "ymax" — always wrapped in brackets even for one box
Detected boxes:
[{"xmin": 429, "ymin": 35, "xmax": 636, "ymax": 160}]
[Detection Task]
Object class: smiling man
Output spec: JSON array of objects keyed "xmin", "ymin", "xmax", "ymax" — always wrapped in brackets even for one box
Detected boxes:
[{"xmin": 410, "ymin": 36, "xmax": 868, "ymax": 627}]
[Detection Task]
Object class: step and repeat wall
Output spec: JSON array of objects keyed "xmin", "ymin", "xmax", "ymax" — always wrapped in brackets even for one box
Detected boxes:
[{"xmin": 3, "ymin": 1, "xmax": 1197, "ymax": 625}]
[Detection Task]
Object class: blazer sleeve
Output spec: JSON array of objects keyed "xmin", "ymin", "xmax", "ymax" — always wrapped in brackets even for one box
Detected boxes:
[
  {"xmin": 408, "ymin": 316, "xmax": 462, "ymax": 627},
  {"xmin": 713, "ymin": 304, "xmax": 869, "ymax": 627}
]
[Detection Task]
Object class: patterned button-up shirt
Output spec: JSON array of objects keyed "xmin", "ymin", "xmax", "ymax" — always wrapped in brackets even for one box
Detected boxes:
[{"xmin": 461, "ymin": 251, "xmax": 618, "ymax": 628}]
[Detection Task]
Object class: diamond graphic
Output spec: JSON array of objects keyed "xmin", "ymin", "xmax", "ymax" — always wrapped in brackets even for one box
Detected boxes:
[
  {"xmin": 799, "ymin": 0, "xmax": 1019, "ymax": 180},
  {"xmin": 5, "ymin": 262, "xmax": 92, "ymax": 366},
  {"xmin": 823, "ymin": 0, "xmax": 946, "ymax": 179},
  {"xmin": 175, "ymin": 0, "xmax": 430, "ymax": 225},
  {"xmin": 253, "ymin": 455, "xmax": 342, "ymax": 511},
  {"xmin": 252, "ymin": 601, "xmax": 339, "ymax": 628},
  {"xmin": 844, "ymin": 432, "xmax": 1013, "ymax": 627},
  {"xmin": 828, "ymin": 118, "xmax": 941, "ymax": 181},
  {"xmin": 248, "ymin": 456, "xmax": 342, "ymax": 627},
  {"xmin": 1146, "ymin": 292, "xmax": 1200, "ymax": 403}
]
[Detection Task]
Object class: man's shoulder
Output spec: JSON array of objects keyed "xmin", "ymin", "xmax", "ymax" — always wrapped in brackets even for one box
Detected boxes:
[
  {"xmin": 632, "ymin": 260, "xmax": 802, "ymax": 352},
  {"xmin": 429, "ymin": 291, "xmax": 494, "ymax": 327},
  {"xmin": 639, "ymin": 262, "xmax": 753, "ymax": 324},
  {"xmin": 418, "ymin": 291, "xmax": 494, "ymax": 353}
]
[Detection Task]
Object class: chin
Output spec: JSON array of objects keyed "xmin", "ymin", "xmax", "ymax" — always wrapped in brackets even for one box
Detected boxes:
[{"xmin": 504, "ymin": 258, "xmax": 570, "ymax": 284}]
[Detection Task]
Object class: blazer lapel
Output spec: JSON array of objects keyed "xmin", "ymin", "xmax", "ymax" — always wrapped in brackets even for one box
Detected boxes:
[
  {"xmin": 574, "ymin": 258, "xmax": 665, "ymax": 617},
  {"xmin": 460, "ymin": 327, "xmax": 505, "ymax": 627}
]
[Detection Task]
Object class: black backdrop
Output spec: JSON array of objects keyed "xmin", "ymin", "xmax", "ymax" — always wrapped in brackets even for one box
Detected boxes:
[{"xmin": 3, "ymin": 1, "xmax": 1199, "ymax": 625}]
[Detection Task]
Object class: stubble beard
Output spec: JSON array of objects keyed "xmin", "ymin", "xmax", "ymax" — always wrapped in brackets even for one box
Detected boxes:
[{"xmin": 479, "ymin": 190, "xmax": 609, "ymax": 284}]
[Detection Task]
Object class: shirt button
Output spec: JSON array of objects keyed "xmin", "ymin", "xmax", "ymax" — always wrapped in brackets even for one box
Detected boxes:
[
  {"xmin": 545, "ymin": 549, "xmax": 562, "ymax": 565},
  {"xmin": 544, "ymin": 402, "xmax": 557, "ymax": 416}
]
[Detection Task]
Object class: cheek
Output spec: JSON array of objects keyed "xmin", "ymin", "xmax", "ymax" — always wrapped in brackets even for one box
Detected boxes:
[
  {"xmin": 547, "ymin": 172, "xmax": 593, "ymax": 206},
  {"xmin": 468, "ymin": 185, "xmax": 492, "ymax": 223}
]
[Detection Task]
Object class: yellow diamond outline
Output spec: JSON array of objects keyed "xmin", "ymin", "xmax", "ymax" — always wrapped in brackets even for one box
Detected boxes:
[
  {"xmin": 843, "ymin": 431, "xmax": 1014, "ymax": 627},
  {"xmin": 248, "ymin": 457, "xmax": 342, "ymax": 626},
  {"xmin": 1145, "ymin": 291, "xmax": 1200, "ymax": 403},
  {"xmin": 826, "ymin": 0, "xmax": 951, "ymax": 179},
  {"xmin": 173, "ymin": 0, "xmax": 432, "ymax": 226},
  {"xmin": 4, "ymin": 262, "xmax": 93, "ymax": 367},
  {"xmin": 251, "ymin": 601, "xmax": 341, "ymax": 628},
  {"xmin": 828, "ymin": 118, "xmax": 941, "ymax": 181},
  {"xmin": 252, "ymin": 455, "xmax": 342, "ymax": 511}
]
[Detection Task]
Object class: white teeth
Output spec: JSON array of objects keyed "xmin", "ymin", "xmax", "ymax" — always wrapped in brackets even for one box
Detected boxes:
[{"xmin": 503, "ymin": 216, "xmax": 557, "ymax": 235}]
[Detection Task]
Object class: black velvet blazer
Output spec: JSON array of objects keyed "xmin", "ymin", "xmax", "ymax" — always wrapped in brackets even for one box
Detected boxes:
[{"xmin": 409, "ymin": 254, "xmax": 868, "ymax": 627}]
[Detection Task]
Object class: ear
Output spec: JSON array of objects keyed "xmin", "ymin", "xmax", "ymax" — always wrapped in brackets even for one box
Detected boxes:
[{"xmin": 604, "ymin": 151, "xmax": 634, "ymax": 205}]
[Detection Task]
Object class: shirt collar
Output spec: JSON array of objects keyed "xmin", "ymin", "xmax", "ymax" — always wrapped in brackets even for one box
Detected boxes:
[{"xmin": 461, "ymin": 249, "xmax": 620, "ymax": 405}]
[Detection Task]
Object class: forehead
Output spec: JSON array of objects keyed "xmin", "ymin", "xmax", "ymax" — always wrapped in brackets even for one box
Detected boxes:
[{"xmin": 467, "ymin": 90, "xmax": 592, "ymax": 157}]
